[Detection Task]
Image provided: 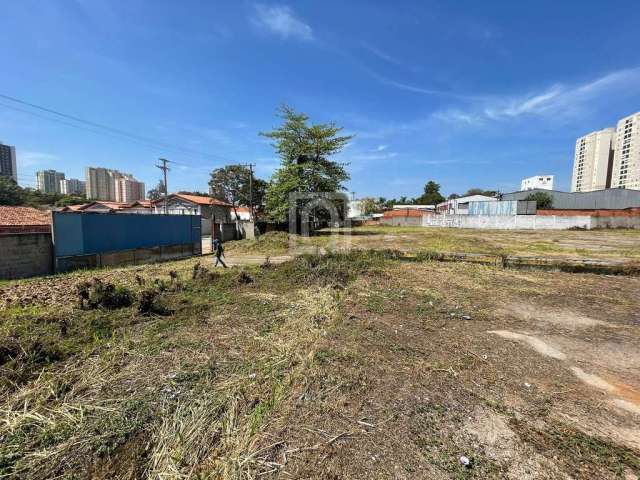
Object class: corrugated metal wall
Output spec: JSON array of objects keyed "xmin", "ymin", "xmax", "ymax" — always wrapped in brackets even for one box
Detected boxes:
[
  {"xmin": 502, "ymin": 188, "xmax": 640, "ymax": 210},
  {"xmin": 53, "ymin": 212, "xmax": 201, "ymax": 257},
  {"xmin": 468, "ymin": 201, "xmax": 518, "ymax": 215}
]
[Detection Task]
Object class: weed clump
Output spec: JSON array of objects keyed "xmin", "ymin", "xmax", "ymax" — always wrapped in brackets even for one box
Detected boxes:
[
  {"xmin": 276, "ymin": 250, "xmax": 392, "ymax": 287},
  {"xmin": 191, "ymin": 262, "xmax": 219, "ymax": 282},
  {"xmin": 138, "ymin": 288, "xmax": 170, "ymax": 316},
  {"xmin": 238, "ymin": 271, "xmax": 254, "ymax": 284},
  {"xmin": 77, "ymin": 279, "xmax": 133, "ymax": 310}
]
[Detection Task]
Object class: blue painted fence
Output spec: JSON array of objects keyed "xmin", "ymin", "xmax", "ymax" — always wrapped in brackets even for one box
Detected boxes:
[{"xmin": 52, "ymin": 212, "xmax": 201, "ymax": 257}]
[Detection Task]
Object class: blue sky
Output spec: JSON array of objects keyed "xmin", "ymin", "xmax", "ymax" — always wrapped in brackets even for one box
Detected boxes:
[{"xmin": 1, "ymin": 1, "xmax": 640, "ymax": 198}]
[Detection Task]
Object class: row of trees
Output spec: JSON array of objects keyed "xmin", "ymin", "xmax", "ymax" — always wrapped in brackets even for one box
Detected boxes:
[
  {"xmin": 0, "ymin": 176, "xmax": 86, "ymax": 207},
  {"xmin": 358, "ymin": 184, "xmax": 501, "ymax": 215}
]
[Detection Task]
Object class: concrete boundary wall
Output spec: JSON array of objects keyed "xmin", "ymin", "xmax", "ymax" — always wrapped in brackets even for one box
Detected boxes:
[
  {"xmin": 55, "ymin": 242, "xmax": 201, "ymax": 273},
  {"xmin": 422, "ymin": 214, "xmax": 594, "ymax": 230},
  {"xmin": 591, "ymin": 216, "xmax": 640, "ymax": 229},
  {"xmin": 381, "ymin": 216, "xmax": 423, "ymax": 226},
  {"xmin": 422, "ymin": 214, "xmax": 640, "ymax": 229},
  {"xmin": 0, "ymin": 233, "xmax": 53, "ymax": 279}
]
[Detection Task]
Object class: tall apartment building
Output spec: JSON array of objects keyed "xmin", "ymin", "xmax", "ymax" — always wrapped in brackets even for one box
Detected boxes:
[
  {"xmin": 571, "ymin": 128, "xmax": 615, "ymax": 192},
  {"xmin": 115, "ymin": 177, "xmax": 145, "ymax": 203},
  {"xmin": 36, "ymin": 169, "xmax": 65, "ymax": 194},
  {"xmin": 0, "ymin": 142, "xmax": 17, "ymax": 182},
  {"xmin": 610, "ymin": 112, "xmax": 640, "ymax": 190},
  {"xmin": 86, "ymin": 167, "xmax": 118, "ymax": 200},
  {"xmin": 85, "ymin": 167, "xmax": 145, "ymax": 201},
  {"xmin": 59, "ymin": 178, "xmax": 86, "ymax": 195}
]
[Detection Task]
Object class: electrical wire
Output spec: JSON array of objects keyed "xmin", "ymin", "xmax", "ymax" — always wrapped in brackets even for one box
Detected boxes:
[{"xmin": 0, "ymin": 93, "xmax": 238, "ymax": 165}]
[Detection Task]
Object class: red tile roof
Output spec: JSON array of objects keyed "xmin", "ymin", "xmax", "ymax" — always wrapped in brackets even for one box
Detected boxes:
[
  {"xmin": 60, "ymin": 201, "xmax": 152, "ymax": 212},
  {"xmin": 152, "ymin": 193, "xmax": 231, "ymax": 207},
  {"xmin": 0, "ymin": 206, "xmax": 52, "ymax": 225}
]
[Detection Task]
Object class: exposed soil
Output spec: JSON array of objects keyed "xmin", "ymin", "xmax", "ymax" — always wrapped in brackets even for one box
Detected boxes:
[{"xmin": 1, "ymin": 249, "xmax": 639, "ymax": 478}]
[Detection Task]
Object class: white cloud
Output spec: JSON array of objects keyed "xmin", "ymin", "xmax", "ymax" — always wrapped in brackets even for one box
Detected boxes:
[
  {"xmin": 373, "ymin": 73, "xmax": 471, "ymax": 99},
  {"xmin": 430, "ymin": 66, "xmax": 640, "ymax": 126},
  {"xmin": 350, "ymin": 151, "xmax": 398, "ymax": 162},
  {"xmin": 362, "ymin": 43, "xmax": 402, "ymax": 66},
  {"xmin": 431, "ymin": 109, "xmax": 484, "ymax": 125},
  {"xmin": 376, "ymin": 144, "xmax": 388, "ymax": 151},
  {"xmin": 252, "ymin": 4, "xmax": 313, "ymax": 41}
]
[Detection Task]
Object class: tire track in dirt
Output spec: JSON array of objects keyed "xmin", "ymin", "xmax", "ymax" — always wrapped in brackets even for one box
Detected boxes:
[{"xmin": 489, "ymin": 330, "xmax": 640, "ymax": 417}]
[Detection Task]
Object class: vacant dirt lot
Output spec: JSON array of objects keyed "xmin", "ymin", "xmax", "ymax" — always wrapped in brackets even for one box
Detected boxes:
[
  {"xmin": 1, "ymin": 241, "xmax": 639, "ymax": 478},
  {"xmin": 226, "ymin": 227, "xmax": 640, "ymax": 263}
]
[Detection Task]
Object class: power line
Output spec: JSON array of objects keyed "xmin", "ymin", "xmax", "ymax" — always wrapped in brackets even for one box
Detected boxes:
[{"xmin": 0, "ymin": 93, "xmax": 238, "ymax": 165}]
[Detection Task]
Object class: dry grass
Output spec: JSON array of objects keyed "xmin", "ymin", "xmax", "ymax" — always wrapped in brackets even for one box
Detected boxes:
[
  {"xmin": 1, "ymin": 248, "xmax": 639, "ymax": 478},
  {"xmin": 320, "ymin": 225, "xmax": 640, "ymax": 261}
]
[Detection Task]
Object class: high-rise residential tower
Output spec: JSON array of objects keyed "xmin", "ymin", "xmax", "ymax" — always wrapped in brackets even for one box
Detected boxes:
[
  {"xmin": 611, "ymin": 111, "xmax": 640, "ymax": 191},
  {"xmin": 571, "ymin": 128, "xmax": 615, "ymax": 192},
  {"xmin": 0, "ymin": 142, "xmax": 17, "ymax": 182},
  {"xmin": 85, "ymin": 167, "xmax": 144, "ymax": 201},
  {"xmin": 59, "ymin": 178, "xmax": 86, "ymax": 195},
  {"xmin": 36, "ymin": 170, "xmax": 65, "ymax": 193},
  {"xmin": 86, "ymin": 167, "xmax": 119, "ymax": 200},
  {"xmin": 115, "ymin": 177, "xmax": 145, "ymax": 203}
]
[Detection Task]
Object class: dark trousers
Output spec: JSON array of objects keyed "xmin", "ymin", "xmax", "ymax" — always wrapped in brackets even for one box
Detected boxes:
[{"xmin": 215, "ymin": 253, "xmax": 227, "ymax": 268}]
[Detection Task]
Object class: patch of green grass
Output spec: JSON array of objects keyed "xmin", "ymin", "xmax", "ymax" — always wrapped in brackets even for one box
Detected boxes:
[
  {"xmin": 249, "ymin": 382, "xmax": 285, "ymax": 436},
  {"xmin": 366, "ymin": 293, "xmax": 385, "ymax": 314},
  {"xmin": 511, "ymin": 418, "xmax": 640, "ymax": 477}
]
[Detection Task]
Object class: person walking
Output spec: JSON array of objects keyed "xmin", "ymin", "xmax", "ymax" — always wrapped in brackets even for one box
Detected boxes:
[{"xmin": 213, "ymin": 237, "xmax": 227, "ymax": 268}]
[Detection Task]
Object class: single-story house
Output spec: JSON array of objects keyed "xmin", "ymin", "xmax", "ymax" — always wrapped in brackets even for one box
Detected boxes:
[
  {"xmin": 0, "ymin": 205, "xmax": 52, "ymax": 234},
  {"xmin": 392, "ymin": 204, "xmax": 435, "ymax": 212},
  {"xmin": 436, "ymin": 195, "xmax": 497, "ymax": 215},
  {"xmin": 230, "ymin": 206, "xmax": 252, "ymax": 221},
  {"xmin": 152, "ymin": 193, "xmax": 232, "ymax": 235},
  {"xmin": 58, "ymin": 200, "xmax": 152, "ymax": 214}
]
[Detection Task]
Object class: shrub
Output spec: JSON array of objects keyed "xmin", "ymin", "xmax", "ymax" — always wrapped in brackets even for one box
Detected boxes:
[
  {"xmin": 525, "ymin": 191, "xmax": 553, "ymax": 209},
  {"xmin": 237, "ymin": 271, "xmax": 254, "ymax": 284},
  {"xmin": 78, "ymin": 279, "xmax": 134, "ymax": 310},
  {"xmin": 275, "ymin": 250, "xmax": 392, "ymax": 287},
  {"xmin": 192, "ymin": 262, "xmax": 219, "ymax": 282},
  {"xmin": 138, "ymin": 288, "xmax": 170, "ymax": 316}
]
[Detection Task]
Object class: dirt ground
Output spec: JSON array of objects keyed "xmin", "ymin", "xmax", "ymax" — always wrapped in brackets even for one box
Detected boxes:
[
  {"xmin": 225, "ymin": 227, "xmax": 640, "ymax": 263},
  {"xmin": 1, "ymin": 246, "xmax": 639, "ymax": 479},
  {"xmin": 251, "ymin": 260, "xmax": 640, "ymax": 479}
]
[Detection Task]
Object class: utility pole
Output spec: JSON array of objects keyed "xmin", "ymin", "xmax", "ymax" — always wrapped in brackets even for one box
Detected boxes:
[
  {"xmin": 235, "ymin": 163, "xmax": 256, "ymax": 220},
  {"xmin": 156, "ymin": 158, "xmax": 170, "ymax": 214},
  {"xmin": 248, "ymin": 163, "xmax": 255, "ymax": 221}
]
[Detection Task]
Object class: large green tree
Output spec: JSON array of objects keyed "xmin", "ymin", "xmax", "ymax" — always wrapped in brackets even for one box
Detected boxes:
[
  {"xmin": 416, "ymin": 181, "xmax": 445, "ymax": 205},
  {"xmin": 359, "ymin": 197, "xmax": 379, "ymax": 215},
  {"xmin": 147, "ymin": 179, "xmax": 166, "ymax": 201},
  {"xmin": 525, "ymin": 191, "xmax": 553, "ymax": 209},
  {"xmin": 463, "ymin": 188, "xmax": 498, "ymax": 197},
  {"xmin": 0, "ymin": 176, "xmax": 24, "ymax": 205},
  {"xmin": 208, "ymin": 165, "xmax": 266, "ymax": 219},
  {"xmin": 261, "ymin": 105, "xmax": 352, "ymax": 222}
]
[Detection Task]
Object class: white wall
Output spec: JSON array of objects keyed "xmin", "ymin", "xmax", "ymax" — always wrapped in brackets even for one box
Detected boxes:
[{"xmin": 422, "ymin": 214, "xmax": 595, "ymax": 230}]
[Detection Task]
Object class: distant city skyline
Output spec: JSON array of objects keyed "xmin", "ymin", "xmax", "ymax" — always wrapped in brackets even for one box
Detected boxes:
[
  {"xmin": 571, "ymin": 111, "xmax": 640, "ymax": 192},
  {"xmin": 2, "ymin": 1, "xmax": 640, "ymax": 197}
]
